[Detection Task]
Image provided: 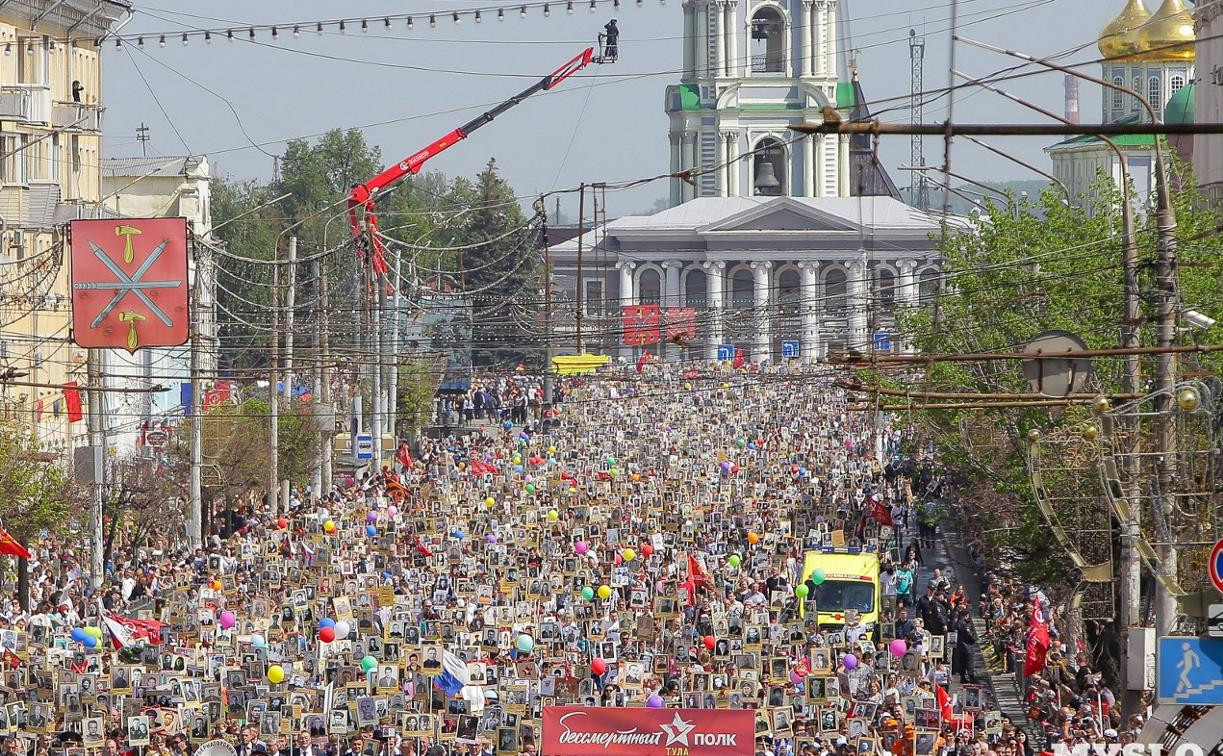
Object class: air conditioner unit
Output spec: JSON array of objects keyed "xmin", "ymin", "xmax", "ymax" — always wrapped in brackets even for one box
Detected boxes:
[{"xmin": 9, "ymin": 230, "xmax": 24, "ymax": 258}]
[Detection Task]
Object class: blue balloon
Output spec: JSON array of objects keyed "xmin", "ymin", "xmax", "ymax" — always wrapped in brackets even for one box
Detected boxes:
[
  {"xmin": 513, "ymin": 465, "xmax": 524, "ymax": 474},
  {"xmin": 319, "ymin": 618, "xmax": 336, "ymax": 629},
  {"xmin": 502, "ymin": 420, "xmax": 513, "ymax": 431},
  {"xmin": 453, "ymin": 529, "xmax": 465, "ymax": 540},
  {"xmin": 82, "ymin": 635, "xmax": 97, "ymax": 648},
  {"xmin": 799, "ymin": 467, "xmax": 809, "ymax": 477},
  {"xmin": 366, "ymin": 525, "xmax": 377, "ymax": 537},
  {"xmin": 71, "ymin": 628, "xmax": 87, "ymax": 642}
]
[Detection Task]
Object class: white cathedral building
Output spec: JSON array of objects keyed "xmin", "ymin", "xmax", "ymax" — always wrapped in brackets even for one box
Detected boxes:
[{"xmin": 551, "ymin": 0, "xmax": 947, "ymax": 362}]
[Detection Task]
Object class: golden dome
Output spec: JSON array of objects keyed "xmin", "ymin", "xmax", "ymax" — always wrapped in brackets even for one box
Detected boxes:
[
  {"xmin": 1135, "ymin": 0, "xmax": 1195, "ymax": 61},
  {"xmin": 1098, "ymin": 0, "xmax": 1151, "ymax": 60}
]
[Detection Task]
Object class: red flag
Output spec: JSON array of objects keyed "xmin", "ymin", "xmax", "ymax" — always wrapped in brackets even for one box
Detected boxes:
[
  {"xmin": 870, "ymin": 496, "xmax": 894, "ymax": 526},
  {"xmin": 1024, "ymin": 597, "xmax": 1051, "ymax": 676},
  {"xmin": 416, "ymin": 540, "xmax": 434, "ymax": 558},
  {"xmin": 935, "ymin": 684, "xmax": 954, "ymax": 722},
  {"xmin": 34, "ymin": 399, "xmax": 43, "ymax": 421},
  {"xmin": 0, "ymin": 527, "xmax": 30, "ymax": 560},
  {"xmin": 102, "ymin": 610, "xmax": 165, "ymax": 649},
  {"xmin": 64, "ymin": 381, "xmax": 83, "ymax": 423},
  {"xmin": 396, "ymin": 441, "xmax": 414, "ymax": 469},
  {"xmin": 733, "ymin": 347, "xmax": 745, "ymax": 369},
  {"xmin": 687, "ymin": 555, "xmax": 712, "ymax": 588},
  {"xmin": 636, "ymin": 349, "xmax": 650, "ymax": 374}
]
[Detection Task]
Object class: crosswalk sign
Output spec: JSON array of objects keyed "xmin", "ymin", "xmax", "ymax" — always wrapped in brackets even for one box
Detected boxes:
[
  {"xmin": 781, "ymin": 340, "xmax": 800, "ymax": 358},
  {"xmin": 873, "ymin": 332, "xmax": 892, "ymax": 352},
  {"xmin": 717, "ymin": 344, "xmax": 734, "ymax": 361},
  {"xmin": 1157, "ymin": 636, "xmax": 1223, "ymax": 704}
]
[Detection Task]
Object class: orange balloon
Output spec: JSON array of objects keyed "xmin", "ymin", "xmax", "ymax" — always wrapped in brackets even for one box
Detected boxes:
[
  {"xmin": 631, "ymin": 473, "xmax": 641, "ymax": 482},
  {"xmin": 210, "ymin": 580, "xmax": 222, "ymax": 591},
  {"xmin": 747, "ymin": 533, "xmax": 760, "ymax": 545}
]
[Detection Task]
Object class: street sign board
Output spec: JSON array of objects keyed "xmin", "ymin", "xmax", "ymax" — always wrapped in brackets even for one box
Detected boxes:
[
  {"xmin": 1157, "ymin": 636, "xmax": 1223, "ymax": 704},
  {"xmin": 781, "ymin": 339, "xmax": 800, "ymax": 358},
  {"xmin": 717, "ymin": 344, "xmax": 734, "ymax": 361},
  {"xmin": 1210, "ymin": 537, "xmax": 1223, "ymax": 594},
  {"xmin": 1209, "ymin": 605, "xmax": 1223, "ymax": 638},
  {"xmin": 355, "ymin": 433, "xmax": 374, "ymax": 461},
  {"xmin": 873, "ymin": 331, "xmax": 892, "ymax": 352},
  {"xmin": 70, "ymin": 218, "xmax": 189, "ymax": 352}
]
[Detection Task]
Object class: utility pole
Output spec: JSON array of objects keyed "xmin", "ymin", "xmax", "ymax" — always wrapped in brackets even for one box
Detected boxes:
[
  {"xmin": 388, "ymin": 252, "xmax": 402, "ymax": 442},
  {"xmin": 269, "ymin": 243, "xmax": 280, "ymax": 515},
  {"xmin": 372, "ymin": 269, "xmax": 384, "ymax": 467},
  {"xmin": 319, "ymin": 258, "xmax": 333, "ymax": 493},
  {"xmin": 538, "ymin": 196, "xmax": 554, "ymax": 406},
  {"xmin": 188, "ymin": 239, "xmax": 203, "ymax": 548},
  {"xmin": 575, "ymin": 183, "xmax": 585, "ymax": 354},
  {"xmin": 311, "ymin": 259, "xmax": 324, "ymax": 498},
  {"xmin": 86, "ymin": 349, "xmax": 104, "ymax": 589},
  {"xmin": 1153, "ymin": 149, "xmax": 1180, "ymax": 638},
  {"xmin": 281, "ymin": 237, "xmax": 296, "ymax": 512}
]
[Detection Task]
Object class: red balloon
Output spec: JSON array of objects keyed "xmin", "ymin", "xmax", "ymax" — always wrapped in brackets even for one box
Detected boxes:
[
  {"xmin": 642, "ymin": 544, "xmax": 654, "ymax": 557},
  {"xmin": 277, "ymin": 517, "xmax": 288, "ymax": 529},
  {"xmin": 318, "ymin": 627, "xmax": 336, "ymax": 643},
  {"xmin": 703, "ymin": 635, "xmax": 716, "ymax": 650},
  {"xmin": 591, "ymin": 657, "xmax": 607, "ymax": 676},
  {"xmin": 731, "ymin": 465, "xmax": 740, "ymax": 474}
]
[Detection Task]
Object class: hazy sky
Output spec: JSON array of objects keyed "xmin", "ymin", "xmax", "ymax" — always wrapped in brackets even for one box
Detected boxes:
[{"xmin": 101, "ymin": 1, "xmax": 1128, "ymax": 218}]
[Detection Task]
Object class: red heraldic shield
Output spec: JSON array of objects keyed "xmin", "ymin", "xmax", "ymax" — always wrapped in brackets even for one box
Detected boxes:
[
  {"xmin": 70, "ymin": 218, "xmax": 190, "ymax": 352},
  {"xmin": 665, "ymin": 307, "xmax": 697, "ymax": 342},
  {"xmin": 622, "ymin": 304, "xmax": 661, "ymax": 346}
]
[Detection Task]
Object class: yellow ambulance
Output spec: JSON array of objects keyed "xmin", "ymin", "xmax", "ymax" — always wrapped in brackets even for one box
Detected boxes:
[{"xmin": 800, "ymin": 548, "xmax": 882, "ymax": 630}]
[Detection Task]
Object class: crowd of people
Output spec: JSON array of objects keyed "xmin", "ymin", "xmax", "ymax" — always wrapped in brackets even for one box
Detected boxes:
[{"xmin": 0, "ymin": 362, "xmax": 1152, "ymax": 756}]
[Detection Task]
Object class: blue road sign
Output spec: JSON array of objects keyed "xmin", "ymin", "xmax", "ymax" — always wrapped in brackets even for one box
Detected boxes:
[
  {"xmin": 717, "ymin": 344, "xmax": 735, "ymax": 361},
  {"xmin": 781, "ymin": 340, "xmax": 800, "ymax": 358},
  {"xmin": 355, "ymin": 433, "xmax": 374, "ymax": 461},
  {"xmin": 1157, "ymin": 636, "xmax": 1223, "ymax": 704},
  {"xmin": 873, "ymin": 332, "xmax": 892, "ymax": 352}
]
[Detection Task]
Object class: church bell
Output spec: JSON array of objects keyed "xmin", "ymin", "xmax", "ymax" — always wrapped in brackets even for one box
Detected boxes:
[{"xmin": 754, "ymin": 159, "xmax": 781, "ymax": 195}]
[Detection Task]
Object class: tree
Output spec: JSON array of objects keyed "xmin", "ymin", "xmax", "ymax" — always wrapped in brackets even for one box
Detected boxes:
[
  {"xmin": 397, "ymin": 360, "xmax": 442, "ymax": 434},
  {"xmin": 0, "ymin": 419, "xmax": 81, "ymax": 610},
  {"xmin": 197, "ymin": 397, "xmax": 319, "ymax": 505}
]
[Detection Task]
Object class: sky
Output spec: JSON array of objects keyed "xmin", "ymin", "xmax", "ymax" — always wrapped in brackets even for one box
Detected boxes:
[{"xmin": 100, "ymin": 0, "xmax": 1127, "ymax": 220}]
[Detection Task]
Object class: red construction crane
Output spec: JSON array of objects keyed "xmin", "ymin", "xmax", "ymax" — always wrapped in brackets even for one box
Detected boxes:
[{"xmin": 347, "ymin": 47, "xmax": 595, "ymax": 279}]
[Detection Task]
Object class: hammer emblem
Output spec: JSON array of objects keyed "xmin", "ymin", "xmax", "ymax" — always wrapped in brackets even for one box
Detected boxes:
[
  {"xmin": 115, "ymin": 224, "xmax": 142, "ymax": 264},
  {"xmin": 118, "ymin": 311, "xmax": 146, "ymax": 352}
]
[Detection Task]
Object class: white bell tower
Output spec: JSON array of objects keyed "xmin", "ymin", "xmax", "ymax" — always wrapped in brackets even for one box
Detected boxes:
[{"xmin": 664, "ymin": 0, "xmax": 850, "ymax": 205}]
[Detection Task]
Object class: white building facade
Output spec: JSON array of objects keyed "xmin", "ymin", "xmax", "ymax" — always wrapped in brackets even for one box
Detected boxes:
[{"xmin": 1195, "ymin": 0, "xmax": 1223, "ymax": 201}]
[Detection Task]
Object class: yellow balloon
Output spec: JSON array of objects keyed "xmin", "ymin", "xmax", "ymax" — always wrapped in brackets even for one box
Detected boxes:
[
  {"xmin": 597, "ymin": 585, "xmax": 612, "ymax": 600},
  {"xmin": 267, "ymin": 665, "xmax": 285, "ymax": 684},
  {"xmin": 323, "ymin": 520, "xmax": 335, "ymax": 533},
  {"xmin": 548, "ymin": 446, "xmax": 557, "ymax": 454},
  {"xmin": 569, "ymin": 487, "xmax": 578, "ymax": 494},
  {"xmin": 622, "ymin": 548, "xmax": 636, "ymax": 561},
  {"xmin": 547, "ymin": 509, "xmax": 559, "ymax": 522},
  {"xmin": 485, "ymin": 497, "xmax": 496, "ymax": 507}
]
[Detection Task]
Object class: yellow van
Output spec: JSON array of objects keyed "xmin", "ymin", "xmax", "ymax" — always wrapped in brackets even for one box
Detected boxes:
[{"xmin": 800, "ymin": 548, "xmax": 882, "ymax": 630}]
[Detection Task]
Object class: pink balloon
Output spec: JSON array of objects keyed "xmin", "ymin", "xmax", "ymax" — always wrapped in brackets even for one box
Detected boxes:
[
  {"xmin": 387, "ymin": 505, "xmax": 398, "ymax": 517},
  {"xmin": 890, "ymin": 639, "xmax": 907, "ymax": 657},
  {"xmin": 575, "ymin": 541, "xmax": 588, "ymax": 555},
  {"xmin": 219, "ymin": 611, "xmax": 236, "ymax": 630}
]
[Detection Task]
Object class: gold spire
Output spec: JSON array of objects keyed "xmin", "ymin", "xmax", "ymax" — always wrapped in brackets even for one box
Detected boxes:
[
  {"xmin": 1135, "ymin": 0, "xmax": 1195, "ymax": 61},
  {"xmin": 1098, "ymin": 0, "xmax": 1151, "ymax": 60}
]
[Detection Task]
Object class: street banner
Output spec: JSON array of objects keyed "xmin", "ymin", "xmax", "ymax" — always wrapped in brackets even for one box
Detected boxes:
[
  {"xmin": 623, "ymin": 304, "xmax": 661, "ymax": 346},
  {"xmin": 70, "ymin": 217, "xmax": 189, "ymax": 352},
  {"xmin": 665, "ymin": 306, "xmax": 697, "ymax": 343},
  {"xmin": 542, "ymin": 706, "xmax": 753, "ymax": 756}
]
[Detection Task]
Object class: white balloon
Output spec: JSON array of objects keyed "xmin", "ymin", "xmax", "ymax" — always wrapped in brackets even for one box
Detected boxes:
[
  {"xmin": 334, "ymin": 621, "xmax": 351, "ymax": 640},
  {"xmin": 251, "ymin": 634, "xmax": 266, "ymax": 648}
]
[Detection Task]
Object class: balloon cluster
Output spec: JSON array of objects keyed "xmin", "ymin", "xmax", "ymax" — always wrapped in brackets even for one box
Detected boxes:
[
  {"xmin": 70, "ymin": 626, "xmax": 102, "ymax": 648},
  {"xmin": 317, "ymin": 618, "xmax": 351, "ymax": 643}
]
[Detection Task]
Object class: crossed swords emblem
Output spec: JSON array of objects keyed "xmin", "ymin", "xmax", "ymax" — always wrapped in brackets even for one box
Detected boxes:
[{"xmin": 72, "ymin": 239, "xmax": 181, "ymax": 345}]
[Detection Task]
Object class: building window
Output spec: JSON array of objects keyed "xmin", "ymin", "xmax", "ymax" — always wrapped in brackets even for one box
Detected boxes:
[
  {"xmin": 749, "ymin": 7, "xmax": 785, "ymax": 73},
  {"xmin": 1148, "ymin": 76, "xmax": 1161, "ymax": 112},
  {"xmin": 1112, "ymin": 77, "xmax": 1124, "ymax": 111},
  {"xmin": 877, "ymin": 268, "xmax": 896, "ymax": 311},
  {"xmin": 1132, "ymin": 76, "xmax": 1142, "ymax": 111},
  {"xmin": 823, "ymin": 268, "xmax": 847, "ymax": 314},
  {"xmin": 1170, "ymin": 74, "xmax": 1185, "ymax": 96},
  {"xmin": 638, "ymin": 268, "xmax": 661, "ymax": 305},
  {"xmin": 583, "ymin": 278, "xmax": 604, "ymax": 316}
]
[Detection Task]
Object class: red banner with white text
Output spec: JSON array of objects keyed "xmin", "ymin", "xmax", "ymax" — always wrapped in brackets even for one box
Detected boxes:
[{"xmin": 542, "ymin": 706, "xmax": 754, "ymax": 756}]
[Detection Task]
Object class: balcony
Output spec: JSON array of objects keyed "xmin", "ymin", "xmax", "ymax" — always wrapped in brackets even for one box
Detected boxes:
[
  {"xmin": 0, "ymin": 85, "xmax": 50, "ymax": 125},
  {"xmin": 53, "ymin": 102, "xmax": 102, "ymax": 131}
]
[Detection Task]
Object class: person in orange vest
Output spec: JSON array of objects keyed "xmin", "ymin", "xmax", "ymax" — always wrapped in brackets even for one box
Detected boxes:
[{"xmin": 891, "ymin": 724, "xmax": 916, "ymax": 756}]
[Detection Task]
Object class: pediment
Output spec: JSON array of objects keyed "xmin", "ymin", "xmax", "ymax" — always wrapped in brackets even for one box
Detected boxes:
[{"xmin": 700, "ymin": 198, "xmax": 860, "ymax": 233}]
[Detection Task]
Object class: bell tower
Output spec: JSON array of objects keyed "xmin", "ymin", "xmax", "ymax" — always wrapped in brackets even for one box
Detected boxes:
[{"xmin": 664, "ymin": 0, "xmax": 851, "ymax": 205}]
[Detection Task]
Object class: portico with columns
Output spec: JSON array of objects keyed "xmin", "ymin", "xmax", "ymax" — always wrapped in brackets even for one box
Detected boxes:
[{"xmin": 550, "ymin": 196, "xmax": 946, "ymax": 362}]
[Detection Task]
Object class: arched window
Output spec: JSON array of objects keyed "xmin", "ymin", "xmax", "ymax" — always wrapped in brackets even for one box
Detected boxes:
[
  {"xmin": 776, "ymin": 268, "xmax": 801, "ymax": 318},
  {"xmin": 638, "ymin": 268, "xmax": 661, "ymax": 305},
  {"xmin": 918, "ymin": 269, "xmax": 940, "ymax": 303},
  {"xmin": 823, "ymin": 268, "xmax": 847, "ymax": 314},
  {"xmin": 730, "ymin": 268, "xmax": 754, "ymax": 308},
  {"xmin": 1112, "ymin": 76, "xmax": 1124, "ymax": 111},
  {"xmin": 684, "ymin": 268, "xmax": 707, "ymax": 309},
  {"xmin": 750, "ymin": 7, "xmax": 785, "ymax": 73},
  {"xmin": 1148, "ymin": 76, "xmax": 1161, "ymax": 113},
  {"xmin": 752, "ymin": 137, "xmax": 787, "ymax": 196},
  {"xmin": 1170, "ymin": 74, "xmax": 1186, "ymax": 95},
  {"xmin": 877, "ymin": 268, "xmax": 896, "ymax": 311}
]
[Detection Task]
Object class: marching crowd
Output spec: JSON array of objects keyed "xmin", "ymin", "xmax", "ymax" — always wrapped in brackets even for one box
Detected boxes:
[{"xmin": 0, "ymin": 362, "xmax": 1151, "ymax": 756}]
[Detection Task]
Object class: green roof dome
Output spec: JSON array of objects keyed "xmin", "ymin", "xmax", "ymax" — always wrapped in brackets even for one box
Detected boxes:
[{"xmin": 1165, "ymin": 82, "xmax": 1195, "ymax": 125}]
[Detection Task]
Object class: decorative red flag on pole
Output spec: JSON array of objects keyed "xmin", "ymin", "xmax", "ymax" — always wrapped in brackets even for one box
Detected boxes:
[
  {"xmin": 636, "ymin": 349, "xmax": 650, "ymax": 374},
  {"xmin": 935, "ymin": 683, "xmax": 954, "ymax": 722},
  {"xmin": 732, "ymin": 347, "xmax": 745, "ymax": 369},
  {"xmin": 1024, "ymin": 597, "xmax": 1051, "ymax": 676},
  {"xmin": 396, "ymin": 441, "xmax": 414, "ymax": 469},
  {"xmin": 0, "ymin": 527, "xmax": 30, "ymax": 560},
  {"xmin": 63, "ymin": 381, "xmax": 83, "ymax": 423}
]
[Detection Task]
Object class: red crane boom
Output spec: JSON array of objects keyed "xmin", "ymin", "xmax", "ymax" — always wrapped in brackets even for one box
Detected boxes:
[{"xmin": 348, "ymin": 47, "xmax": 594, "ymax": 278}]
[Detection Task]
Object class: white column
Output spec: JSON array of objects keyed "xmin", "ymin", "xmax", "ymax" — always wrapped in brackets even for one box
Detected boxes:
[
  {"xmin": 683, "ymin": 1, "xmax": 696, "ymax": 79},
  {"xmin": 848, "ymin": 257, "xmax": 868, "ymax": 349},
  {"xmin": 799, "ymin": 1, "xmax": 812, "ymax": 77},
  {"xmin": 690, "ymin": 131, "xmax": 702, "ymax": 197},
  {"xmin": 669, "ymin": 132, "xmax": 683, "ymax": 206},
  {"xmin": 896, "ymin": 259, "xmax": 918, "ymax": 353},
  {"xmin": 811, "ymin": 1, "xmax": 822, "ymax": 76},
  {"xmin": 814, "ymin": 134, "xmax": 825, "ymax": 197},
  {"xmin": 714, "ymin": 1, "xmax": 726, "ymax": 77},
  {"xmin": 750, "ymin": 260, "xmax": 772, "ymax": 361},
  {"xmin": 726, "ymin": 133, "xmax": 739, "ymax": 196},
  {"xmin": 703, "ymin": 260, "xmax": 725, "ymax": 359},
  {"xmin": 838, "ymin": 134, "xmax": 850, "ymax": 196},
  {"xmin": 617, "ymin": 261, "xmax": 637, "ymax": 360},
  {"xmin": 716, "ymin": 131, "xmax": 729, "ymax": 196},
  {"xmin": 824, "ymin": 1, "xmax": 836, "ymax": 77},
  {"xmin": 696, "ymin": 1, "xmax": 708, "ymax": 78},
  {"xmin": 662, "ymin": 261, "xmax": 682, "ymax": 307},
  {"xmin": 727, "ymin": 2, "xmax": 739, "ymax": 78},
  {"xmin": 798, "ymin": 261, "xmax": 820, "ymax": 361},
  {"xmin": 681, "ymin": 132, "xmax": 695, "ymax": 202},
  {"xmin": 803, "ymin": 134, "xmax": 815, "ymax": 197}
]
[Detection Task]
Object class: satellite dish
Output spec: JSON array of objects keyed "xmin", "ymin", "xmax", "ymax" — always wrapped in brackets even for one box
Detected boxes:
[{"xmin": 1020, "ymin": 330, "xmax": 1093, "ymax": 398}]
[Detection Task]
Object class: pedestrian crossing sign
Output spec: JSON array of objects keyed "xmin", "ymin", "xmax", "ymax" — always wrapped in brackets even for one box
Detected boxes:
[
  {"xmin": 717, "ymin": 344, "xmax": 734, "ymax": 361},
  {"xmin": 1157, "ymin": 636, "xmax": 1223, "ymax": 704}
]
